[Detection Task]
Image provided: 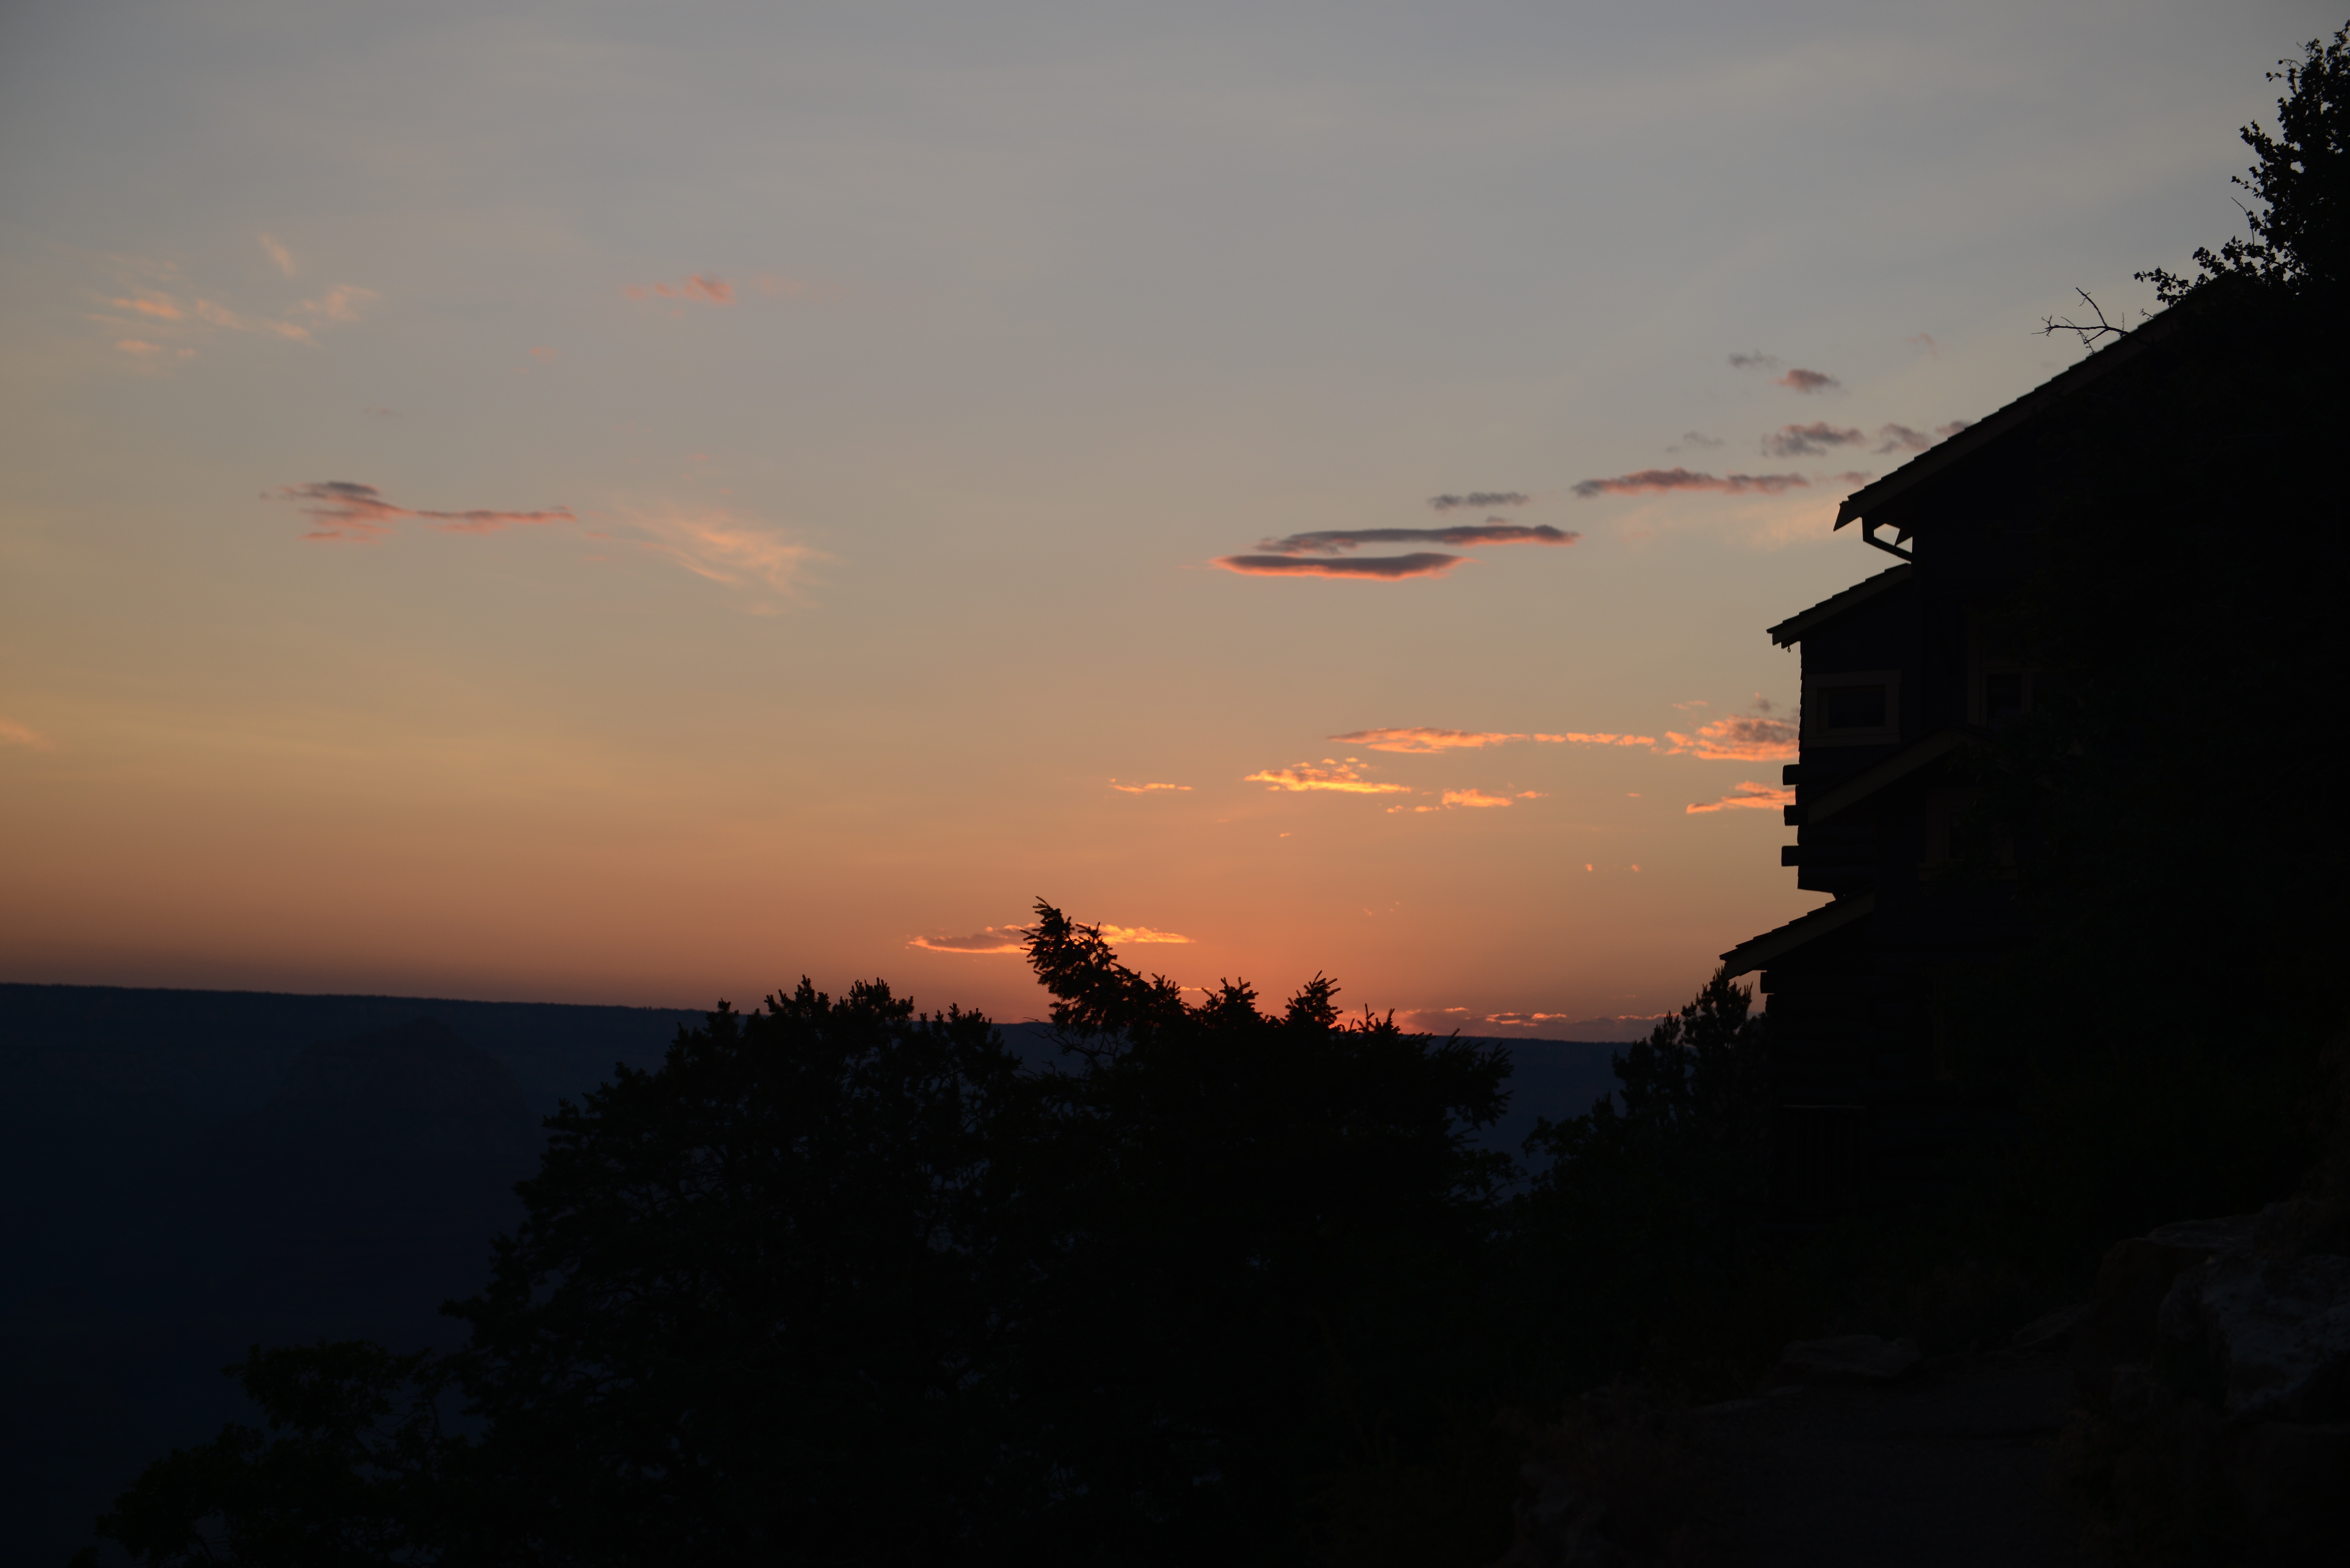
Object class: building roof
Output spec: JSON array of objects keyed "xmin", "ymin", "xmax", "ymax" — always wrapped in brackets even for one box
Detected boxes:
[
  {"xmin": 1767, "ymin": 564, "xmax": 1912, "ymax": 648},
  {"xmin": 1832, "ymin": 305, "xmax": 2192, "ymax": 534},
  {"xmin": 1720, "ymin": 892, "xmax": 1875, "ymax": 979}
]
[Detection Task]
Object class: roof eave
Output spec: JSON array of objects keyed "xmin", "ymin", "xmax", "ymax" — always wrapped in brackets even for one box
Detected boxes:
[{"xmin": 1834, "ymin": 304, "xmax": 2191, "ymax": 530}]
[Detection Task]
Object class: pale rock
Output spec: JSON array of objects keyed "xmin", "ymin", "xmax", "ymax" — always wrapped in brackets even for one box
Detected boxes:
[{"xmin": 2158, "ymin": 1251, "xmax": 2350, "ymax": 1423}]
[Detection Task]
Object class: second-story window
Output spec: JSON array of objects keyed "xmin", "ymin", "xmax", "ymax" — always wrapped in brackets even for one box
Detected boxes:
[
  {"xmin": 1805, "ymin": 670, "xmax": 1902, "ymax": 746},
  {"xmin": 1821, "ymin": 684, "xmax": 1887, "ymax": 731}
]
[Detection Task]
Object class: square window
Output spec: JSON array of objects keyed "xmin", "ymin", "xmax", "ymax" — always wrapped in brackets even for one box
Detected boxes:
[{"xmin": 1822, "ymin": 684, "xmax": 1887, "ymax": 731}]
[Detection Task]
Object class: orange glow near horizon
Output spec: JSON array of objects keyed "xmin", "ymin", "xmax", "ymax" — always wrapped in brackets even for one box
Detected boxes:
[{"xmin": 14, "ymin": 0, "xmax": 2179, "ymax": 1034}]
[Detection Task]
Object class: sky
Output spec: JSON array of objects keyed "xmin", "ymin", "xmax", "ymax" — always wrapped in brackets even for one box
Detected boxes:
[{"xmin": 0, "ymin": 0, "xmax": 2329, "ymax": 1034}]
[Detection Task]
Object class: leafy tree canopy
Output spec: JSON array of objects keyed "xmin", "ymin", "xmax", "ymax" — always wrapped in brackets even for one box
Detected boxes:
[{"xmin": 2142, "ymin": 26, "xmax": 2350, "ymax": 297}]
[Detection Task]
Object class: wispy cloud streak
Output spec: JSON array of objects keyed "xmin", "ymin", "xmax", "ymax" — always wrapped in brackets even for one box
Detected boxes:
[
  {"xmin": 1687, "ymin": 781, "xmax": 1795, "ymax": 814},
  {"xmin": 1098, "ymin": 925, "xmax": 1192, "ymax": 945},
  {"xmin": 1245, "ymin": 759, "xmax": 1412, "ymax": 794},
  {"xmin": 1427, "ymin": 492, "xmax": 1530, "ymax": 511},
  {"xmin": 270, "ymin": 481, "xmax": 574, "ymax": 542},
  {"xmin": 1571, "ymin": 468, "xmax": 1808, "ymax": 499},
  {"xmin": 627, "ymin": 275, "xmax": 736, "ymax": 305},
  {"xmin": 1334, "ymin": 727, "xmax": 1539, "ymax": 754},
  {"xmin": 1872, "ymin": 419, "xmax": 1974, "ymax": 454},
  {"xmin": 1760, "ymin": 422, "xmax": 1866, "ymax": 458},
  {"xmin": 1661, "ymin": 716, "xmax": 1800, "ymax": 761},
  {"xmin": 636, "ymin": 511, "xmax": 821, "ymax": 601}
]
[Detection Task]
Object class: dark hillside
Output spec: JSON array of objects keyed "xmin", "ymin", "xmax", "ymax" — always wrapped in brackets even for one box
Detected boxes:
[
  {"xmin": 1, "ymin": 983, "xmax": 1619, "ymax": 1561},
  {"xmin": 0, "ymin": 986, "xmax": 704, "ymax": 1564}
]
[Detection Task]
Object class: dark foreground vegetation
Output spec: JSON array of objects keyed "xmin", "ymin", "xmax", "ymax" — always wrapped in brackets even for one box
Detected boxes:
[{"xmin": 76, "ymin": 27, "xmax": 2350, "ymax": 1567}]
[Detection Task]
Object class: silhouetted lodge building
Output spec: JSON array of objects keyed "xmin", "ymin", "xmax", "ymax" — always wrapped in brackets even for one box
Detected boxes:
[{"xmin": 1717, "ymin": 320, "xmax": 2183, "ymax": 1214}]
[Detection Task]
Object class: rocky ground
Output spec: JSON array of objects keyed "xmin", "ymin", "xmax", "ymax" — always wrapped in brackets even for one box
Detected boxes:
[{"xmin": 1694, "ymin": 1350, "xmax": 2080, "ymax": 1566}]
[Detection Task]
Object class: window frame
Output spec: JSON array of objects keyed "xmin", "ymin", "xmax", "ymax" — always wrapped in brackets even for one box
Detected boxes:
[{"xmin": 1804, "ymin": 668, "xmax": 1902, "ymax": 747}]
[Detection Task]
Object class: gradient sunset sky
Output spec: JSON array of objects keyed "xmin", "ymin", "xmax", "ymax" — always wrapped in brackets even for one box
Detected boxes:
[{"xmin": 0, "ymin": 0, "xmax": 2323, "ymax": 1033}]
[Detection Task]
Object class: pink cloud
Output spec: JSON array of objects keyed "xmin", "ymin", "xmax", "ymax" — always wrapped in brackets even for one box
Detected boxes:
[
  {"xmin": 111, "ymin": 295, "xmax": 183, "ymax": 320},
  {"xmin": 1245, "ymin": 758, "xmax": 1412, "ymax": 794},
  {"xmin": 1214, "ymin": 552, "xmax": 1464, "ymax": 579},
  {"xmin": 1775, "ymin": 368, "xmax": 1840, "ymax": 393},
  {"xmin": 1571, "ymin": 468, "xmax": 1808, "ymax": 498},
  {"xmin": 270, "ymin": 480, "xmax": 574, "ymax": 543},
  {"xmin": 1686, "ymin": 780, "xmax": 1795, "ymax": 814},
  {"xmin": 531, "ymin": 346, "xmax": 559, "ymax": 363},
  {"xmin": 631, "ymin": 274, "xmax": 736, "ymax": 305},
  {"xmin": 1661, "ymin": 715, "xmax": 1799, "ymax": 762},
  {"xmin": 295, "ymin": 285, "xmax": 378, "ymax": 323},
  {"xmin": 0, "ymin": 716, "xmax": 55, "ymax": 750},
  {"xmin": 260, "ymin": 234, "xmax": 297, "ymax": 277},
  {"xmin": 115, "ymin": 339, "xmax": 164, "ymax": 355},
  {"xmin": 1110, "ymin": 780, "xmax": 1191, "ymax": 793},
  {"xmin": 635, "ymin": 511, "xmax": 820, "ymax": 600}
]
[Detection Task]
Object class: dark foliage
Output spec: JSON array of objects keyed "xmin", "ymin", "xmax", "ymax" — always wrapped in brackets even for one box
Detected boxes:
[
  {"xmin": 1507, "ymin": 970, "xmax": 1773, "ymax": 1395},
  {"xmin": 2141, "ymin": 26, "xmax": 2350, "ymax": 298},
  {"xmin": 444, "ymin": 980, "xmax": 1037, "ymax": 1564},
  {"xmin": 75, "ymin": 1343, "xmax": 457, "ymax": 1568},
  {"xmin": 82, "ymin": 909, "xmax": 1532, "ymax": 1566},
  {"xmin": 1004, "ymin": 904, "xmax": 1518, "ymax": 1558}
]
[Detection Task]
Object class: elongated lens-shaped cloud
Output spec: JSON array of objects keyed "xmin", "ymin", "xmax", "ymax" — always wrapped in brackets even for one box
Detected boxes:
[
  {"xmin": 1571, "ymin": 469, "xmax": 1808, "ymax": 498},
  {"xmin": 1110, "ymin": 780, "xmax": 1191, "ymax": 793},
  {"xmin": 1215, "ymin": 552, "xmax": 1464, "ymax": 579},
  {"xmin": 1255, "ymin": 524, "xmax": 1575, "ymax": 556},
  {"xmin": 1334, "ymin": 727, "xmax": 1534, "ymax": 753},
  {"xmin": 908, "ymin": 925, "xmax": 1029, "ymax": 954},
  {"xmin": 1427, "ymin": 492, "xmax": 1530, "ymax": 511},
  {"xmin": 910, "ymin": 920, "xmax": 1186, "ymax": 951},
  {"xmin": 1776, "ymin": 368, "xmax": 1840, "ymax": 393},
  {"xmin": 270, "ymin": 480, "xmax": 574, "ymax": 542}
]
